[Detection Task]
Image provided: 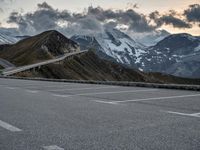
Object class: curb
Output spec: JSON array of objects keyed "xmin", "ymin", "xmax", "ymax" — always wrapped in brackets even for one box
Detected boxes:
[{"xmin": 0, "ymin": 76, "xmax": 200, "ymax": 91}]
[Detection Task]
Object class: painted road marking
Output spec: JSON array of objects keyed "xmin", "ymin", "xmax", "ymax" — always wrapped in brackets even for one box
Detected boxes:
[
  {"xmin": 94, "ymin": 100, "xmax": 118, "ymax": 105},
  {"xmin": 165, "ymin": 111, "xmax": 200, "ymax": 118},
  {"xmin": 192, "ymin": 113, "xmax": 200, "ymax": 116},
  {"xmin": 53, "ymin": 89, "xmax": 157, "ymax": 98},
  {"xmin": 49, "ymin": 86, "xmax": 117, "ymax": 92},
  {"xmin": 95, "ymin": 94, "xmax": 200, "ymax": 104},
  {"xmin": 13, "ymin": 83, "xmax": 78, "ymax": 89},
  {"xmin": 52, "ymin": 94, "xmax": 70, "ymax": 98},
  {"xmin": 6, "ymin": 87, "xmax": 17, "ymax": 90},
  {"xmin": 0, "ymin": 120, "xmax": 22, "ymax": 132},
  {"xmin": 39, "ymin": 84, "xmax": 89, "ymax": 88},
  {"xmin": 43, "ymin": 145, "xmax": 64, "ymax": 150},
  {"xmin": 25, "ymin": 90, "xmax": 39, "ymax": 94}
]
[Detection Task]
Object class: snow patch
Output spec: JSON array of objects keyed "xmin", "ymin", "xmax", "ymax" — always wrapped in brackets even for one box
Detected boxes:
[{"xmin": 194, "ymin": 44, "xmax": 200, "ymax": 52}]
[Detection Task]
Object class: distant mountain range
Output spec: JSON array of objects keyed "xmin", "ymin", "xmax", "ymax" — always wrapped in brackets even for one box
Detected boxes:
[
  {"xmin": 0, "ymin": 28, "xmax": 31, "ymax": 45},
  {"xmin": 0, "ymin": 31, "xmax": 19, "ymax": 45},
  {"xmin": 133, "ymin": 30, "xmax": 170, "ymax": 46},
  {"xmin": 142, "ymin": 33, "xmax": 200, "ymax": 78},
  {"xmin": 0, "ymin": 28, "xmax": 200, "ymax": 79},
  {"xmin": 71, "ymin": 29, "xmax": 200, "ymax": 78}
]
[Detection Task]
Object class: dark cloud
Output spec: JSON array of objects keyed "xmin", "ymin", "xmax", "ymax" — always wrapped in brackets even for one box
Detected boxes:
[
  {"xmin": 149, "ymin": 11, "xmax": 191, "ymax": 28},
  {"xmin": 7, "ymin": 2, "xmax": 72, "ymax": 34},
  {"xmin": 184, "ymin": 4, "xmax": 200, "ymax": 23},
  {"xmin": 126, "ymin": 3, "xmax": 139, "ymax": 10},
  {"xmin": 7, "ymin": 2, "xmax": 155, "ymax": 35},
  {"xmin": 37, "ymin": 1, "xmax": 53, "ymax": 10},
  {"xmin": 7, "ymin": 12, "xmax": 31, "ymax": 33},
  {"xmin": 123, "ymin": 9, "xmax": 154, "ymax": 32},
  {"xmin": 6, "ymin": 1, "xmax": 197, "ymax": 36},
  {"xmin": 159, "ymin": 15, "xmax": 191, "ymax": 28},
  {"xmin": 149, "ymin": 11, "xmax": 159, "ymax": 20},
  {"xmin": 77, "ymin": 16, "xmax": 102, "ymax": 31},
  {"xmin": 87, "ymin": 7, "xmax": 154, "ymax": 32}
]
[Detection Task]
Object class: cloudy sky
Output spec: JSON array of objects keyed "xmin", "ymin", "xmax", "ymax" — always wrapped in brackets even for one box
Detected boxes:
[{"xmin": 0, "ymin": 0, "xmax": 199, "ymax": 36}]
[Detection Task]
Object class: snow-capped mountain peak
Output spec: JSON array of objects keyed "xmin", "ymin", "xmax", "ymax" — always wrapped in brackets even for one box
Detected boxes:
[
  {"xmin": 96, "ymin": 28, "xmax": 146, "ymax": 64},
  {"xmin": 72, "ymin": 28, "xmax": 147, "ymax": 67}
]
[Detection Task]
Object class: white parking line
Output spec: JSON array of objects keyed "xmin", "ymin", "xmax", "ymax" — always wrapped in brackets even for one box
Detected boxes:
[
  {"xmin": 25, "ymin": 90, "xmax": 39, "ymax": 94},
  {"xmin": 0, "ymin": 120, "xmax": 22, "ymax": 132},
  {"xmin": 43, "ymin": 145, "xmax": 64, "ymax": 150},
  {"xmin": 94, "ymin": 100, "xmax": 118, "ymax": 104},
  {"xmin": 39, "ymin": 84, "xmax": 88, "ymax": 88},
  {"xmin": 95, "ymin": 94, "xmax": 200, "ymax": 104},
  {"xmin": 192, "ymin": 112, "xmax": 200, "ymax": 116},
  {"xmin": 52, "ymin": 89, "xmax": 157, "ymax": 98},
  {"xmin": 165, "ymin": 111, "xmax": 200, "ymax": 118},
  {"xmin": 16, "ymin": 84, "xmax": 81, "ymax": 89},
  {"xmin": 49, "ymin": 86, "xmax": 117, "ymax": 92},
  {"xmin": 52, "ymin": 94, "xmax": 70, "ymax": 98},
  {"xmin": 6, "ymin": 87, "xmax": 17, "ymax": 90}
]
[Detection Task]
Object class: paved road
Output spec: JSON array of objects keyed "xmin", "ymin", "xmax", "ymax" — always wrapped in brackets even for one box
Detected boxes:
[
  {"xmin": 2, "ymin": 50, "xmax": 87, "ymax": 76},
  {"xmin": 0, "ymin": 78, "xmax": 200, "ymax": 150}
]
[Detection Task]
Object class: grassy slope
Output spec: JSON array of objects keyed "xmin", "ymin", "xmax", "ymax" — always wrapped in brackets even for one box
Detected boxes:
[
  {"xmin": 0, "ymin": 65, "xmax": 4, "ymax": 69},
  {"xmin": 0, "ymin": 30, "xmax": 79, "ymax": 66},
  {"xmin": 16, "ymin": 51, "xmax": 200, "ymax": 84},
  {"xmin": 0, "ymin": 33, "xmax": 52, "ymax": 66}
]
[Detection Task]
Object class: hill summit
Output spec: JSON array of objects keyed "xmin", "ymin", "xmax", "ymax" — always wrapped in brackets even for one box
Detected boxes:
[{"xmin": 0, "ymin": 30, "xmax": 80, "ymax": 66}]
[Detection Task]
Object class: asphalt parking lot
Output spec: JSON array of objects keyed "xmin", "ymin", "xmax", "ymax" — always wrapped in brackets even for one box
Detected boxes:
[{"xmin": 0, "ymin": 78, "xmax": 200, "ymax": 150}]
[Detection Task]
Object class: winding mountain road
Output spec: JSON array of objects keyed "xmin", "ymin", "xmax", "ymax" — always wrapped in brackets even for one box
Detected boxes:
[{"xmin": 2, "ymin": 50, "xmax": 87, "ymax": 76}]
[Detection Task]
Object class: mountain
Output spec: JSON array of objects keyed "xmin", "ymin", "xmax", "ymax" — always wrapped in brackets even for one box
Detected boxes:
[
  {"xmin": 0, "ymin": 31, "xmax": 19, "ymax": 45},
  {"xmin": 16, "ymin": 50, "xmax": 200, "ymax": 85},
  {"xmin": 0, "ymin": 30, "xmax": 80, "ymax": 66},
  {"xmin": 71, "ymin": 35, "xmax": 118, "ymax": 63},
  {"xmin": 0, "ymin": 30, "xmax": 199, "ymax": 84},
  {"xmin": 15, "ymin": 35, "xmax": 31, "ymax": 41},
  {"xmin": 72, "ymin": 29, "xmax": 200, "ymax": 78},
  {"xmin": 133, "ymin": 30, "xmax": 170, "ymax": 46},
  {"xmin": 0, "ymin": 28, "xmax": 31, "ymax": 45},
  {"xmin": 142, "ymin": 33, "xmax": 200, "ymax": 78},
  {"xmin": 71, "ymin": 28, "xmax": 146, "ymax": 69},
  {"xmin": 1, "ymin": 29, "xmax": 199, "ymax": 79}
]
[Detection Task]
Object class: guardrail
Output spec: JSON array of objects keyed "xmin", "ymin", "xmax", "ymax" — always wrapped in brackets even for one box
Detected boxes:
[
  {"xmin": 0, "ymin": 76, "xmax": 200, "ymax": 91},
  {"xmin": 2, "ymin": 50, "xmax": 87, "ymax": 76}
]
